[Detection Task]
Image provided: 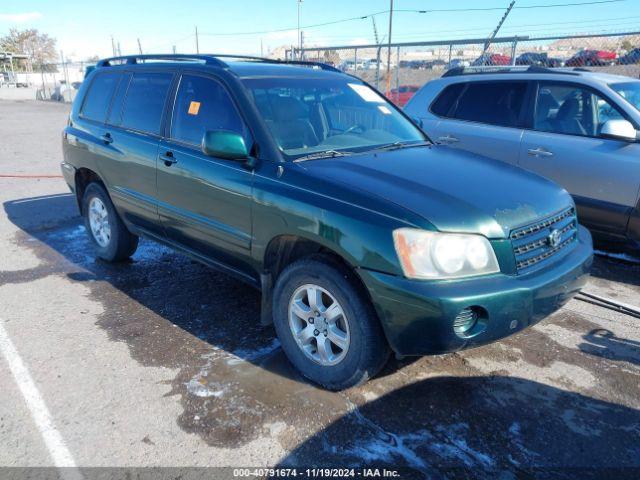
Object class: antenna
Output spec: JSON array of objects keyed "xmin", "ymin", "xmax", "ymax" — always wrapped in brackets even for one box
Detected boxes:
[{"xmin": 483, "ymin": 0, "xmax": 515, "ymax": 54}]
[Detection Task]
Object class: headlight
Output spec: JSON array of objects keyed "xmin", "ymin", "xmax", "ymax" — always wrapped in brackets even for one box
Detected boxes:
[{"xmin": 393, "ymin": 229, "xmax": 500, "ymax": 279}]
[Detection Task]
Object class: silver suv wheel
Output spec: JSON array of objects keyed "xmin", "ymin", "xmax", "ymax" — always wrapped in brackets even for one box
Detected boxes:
[
  {"xmin": 288, "ymin": 283, "xmax": 350, "ymax": 366},
  {"xmin": 88, "ymin": 197, "xmax": 111, "ymax": 247}
]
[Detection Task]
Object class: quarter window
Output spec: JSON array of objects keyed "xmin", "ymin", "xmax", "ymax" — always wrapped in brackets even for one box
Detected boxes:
[
  {"xmin": 120, "ymin": 72, "xmax": 173, "ymax": 135},
  {"xmin": 80, "ymin": 72, "xmax": 121, "ymax": 123},
  {"xmin": 451, "ymin": 82, "xmax": 527, "ymax": 128},
  {"xmin": 171, "ymin": 75, "xmax": 247, "ymax": 146},
  {"xmin": 534, "ymin": 83, "xmax": 626, "ymax": 138}
]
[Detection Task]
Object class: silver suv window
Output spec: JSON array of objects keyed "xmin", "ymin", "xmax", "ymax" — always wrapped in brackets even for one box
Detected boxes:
[
  {"xmin": 534, "ymin": 82, "xmax": 626, "ymax": 138},
  {"xmin": 431, "ymin": 81, "xmax": 527, "ymax": 128}
]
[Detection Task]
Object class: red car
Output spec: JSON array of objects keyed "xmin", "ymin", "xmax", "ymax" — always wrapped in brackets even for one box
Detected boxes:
[
  {"xmin": 565, "ymin": 49, "xmax": 617, "ymax": 67},
  {"xmin": 388, "ymin": 85, "xmax": 420, "ymax": 106},
  {"xmin": 471, "ymin": 53, "xmax": 512, "ymax": 66}
]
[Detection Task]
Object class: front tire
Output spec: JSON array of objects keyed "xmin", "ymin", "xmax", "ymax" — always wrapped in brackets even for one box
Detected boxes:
[
  {"xmin": 272, "ymin": 255, "xmax": 390, "ymax": 390},
  {"xmin": 82, "ymin": 182, "xmax": 138, "ymax": 262}
]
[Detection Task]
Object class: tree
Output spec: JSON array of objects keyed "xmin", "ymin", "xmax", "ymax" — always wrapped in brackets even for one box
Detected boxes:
[
  {"xmin": 621, "ymin": 39, "xmax": 635, "ymax": 53},
  {"xmin": 0, "ymin": 28, "xmax": 57, "ymax": 70}
]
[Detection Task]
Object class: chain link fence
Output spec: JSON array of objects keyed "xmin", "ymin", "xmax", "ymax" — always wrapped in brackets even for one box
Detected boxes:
[
  {"xmin": 291, "ymin": 30, "xmax": 640, "ymax": 106},
  {"xmin": 0, "ymin": 60, "xmax": 88, "ymax": 102}
]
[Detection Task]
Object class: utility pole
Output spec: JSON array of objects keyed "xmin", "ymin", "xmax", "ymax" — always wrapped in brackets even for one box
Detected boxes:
[
  {"xmin": 483, "ymin": 0, "xmax": 515, "ymax": 54},
  {"xmin": 260, "ymin": 39, "xmax": 264, "ymax": 57},
  {"xmin": 137, "ymin": 38, "xmax": 143, "ymax": 54},
  {"xmin": 195, "ymin": 26, "xmax": 200, "ymax": 54},
  {"xmin": 117, "ymin": 41, "xmax": 122, "ymax": 56},
  {"xmin": 111, "ymin": 35, "xmax": 116, "ymax": 56},
  {"xmin": 297, "ymin": 0, "xmax": 303, "ymax": 59},
  {"xmin": 385, "ymin": 0, "xmax": 394, "ymax": 96},
  {"xmin": 300, "ymin": 31, "xmax": 305, "ymax": 60},
  {"xmin": 172, "ymin": 45, "xmax": 177, "ymax": 54}
]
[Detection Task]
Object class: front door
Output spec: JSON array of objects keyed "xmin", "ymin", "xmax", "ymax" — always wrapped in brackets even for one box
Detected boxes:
[
  {"xmin": 519, "ymin": 81, "xmax": 640, "ymax": 236},
  {"xmin": 156, "ymin": 73, "xmax": 255, "ymax": 277}
]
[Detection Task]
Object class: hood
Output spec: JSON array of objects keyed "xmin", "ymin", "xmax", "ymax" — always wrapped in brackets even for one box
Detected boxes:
[{"xmin": 301, "ymin": 145, "xmax": 573, "ymax": 239}]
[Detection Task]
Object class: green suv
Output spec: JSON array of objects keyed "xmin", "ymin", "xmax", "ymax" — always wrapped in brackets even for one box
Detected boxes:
[{"xmin": 61, "ymin": 54, "xmax": 593, "ymax": 390}]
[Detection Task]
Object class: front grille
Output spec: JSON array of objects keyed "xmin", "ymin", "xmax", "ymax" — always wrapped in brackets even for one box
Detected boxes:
[{"xmin": 510, "ymin": 207, "xmax": 578, "ymax": 273}]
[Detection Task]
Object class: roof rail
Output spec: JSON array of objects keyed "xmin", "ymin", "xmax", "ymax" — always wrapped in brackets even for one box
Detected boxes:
[
  {"xmin": 95, "ymin": 53, "xmax": 341, "ymax": 72},
  {"xmin": 96, "ymin": 54, "xmax": 227, "ymax": 67},
  {"xmin": 442, "ymin": 65, "xmax": 585, "ymax": 78}
]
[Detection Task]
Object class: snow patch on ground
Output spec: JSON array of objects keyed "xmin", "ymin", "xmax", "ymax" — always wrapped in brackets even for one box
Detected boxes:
[{"xmin": 227, "ymin": 338, "xmax": 281, "ymax": 365}]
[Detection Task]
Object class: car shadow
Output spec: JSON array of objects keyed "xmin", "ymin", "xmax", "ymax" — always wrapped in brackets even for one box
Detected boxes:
[
  {"xmin": 590, "ymin": 253, "xmax": 640, "ymax": 287},
  {"xmin": 277, "ymin": 375, "xmax": 640, "ymax": 478}
]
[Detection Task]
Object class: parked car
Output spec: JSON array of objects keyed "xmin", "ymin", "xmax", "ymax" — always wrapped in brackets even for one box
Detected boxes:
[
  {"xmin": 515, "ymin": 52, "xmax": 564, "ymax": 68},
  {"xmin": 472, "ymin": 53, "xmax": 512, "ymax": 66},
  {"xmin": 62, "ymin": 54, "xmax": 592, "ymax": 390},
  {"xmin": 617, "ymin": 48, "xmax": 640, "ymax": 65},
  {"xmin": 448, "ymin": 59, "xmax": 470, "ymax": 69},
  {"xmin": 404, "ymin": 67, "xmax": 640, "ymax": 251},
  {"xmin": 565, "ymin": 50, "xmax": 616, "ymax": 67},
  {"xmin": 388, "ymin": 85, "xmax": 420, "ymax": 106}
]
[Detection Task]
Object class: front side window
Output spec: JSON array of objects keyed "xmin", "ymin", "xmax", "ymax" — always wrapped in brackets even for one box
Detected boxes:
[
  {"xmin": 80, "ymin": 72, "xmax": 121, "ymax": 123},
  {"xmin": 120, "ymin": 72, "xmax": 173, "ymax": 135},
  {"xmin": 534, "ymin": 83, "xmax": 626, "ymax": 138},
  {"xmin": 242, "ymin": 77, "xmax": 426, "ymax": 159},
  {"xmin": 171, "ymin": 75, "xmax": 247, "ymax": 146},
  {"xmin": 451, "ymin": 82, "xmax": 527, "ymax": 128}
]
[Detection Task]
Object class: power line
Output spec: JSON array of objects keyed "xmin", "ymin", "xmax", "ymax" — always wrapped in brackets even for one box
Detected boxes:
[
  {"xmin": 305, "ymin": 15, "xmax": 640, "ymax": 42},
  {"xmin": 198, "ymin": 0, "xmax": 625, "ymax": 37}
]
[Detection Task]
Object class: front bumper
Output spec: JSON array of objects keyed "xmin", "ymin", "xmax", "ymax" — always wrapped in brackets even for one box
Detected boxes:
[{"xmin": 359, "ymin": 226, "xmax": 593, "ymax": 356}]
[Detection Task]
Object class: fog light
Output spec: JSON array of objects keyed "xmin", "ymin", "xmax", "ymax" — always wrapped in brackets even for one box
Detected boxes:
[{"xmin": 453, "ymin": 307, "xmax": 478, "ymax": 336}]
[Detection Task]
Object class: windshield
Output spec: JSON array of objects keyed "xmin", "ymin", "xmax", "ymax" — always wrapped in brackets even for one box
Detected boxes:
[
  {"xmin": 242, "ymin": 77, "xmax": 427, "ymax": 159},
  {"xmin": 611, "ymin": 81, "xmax": 640, "ymax": 112}
]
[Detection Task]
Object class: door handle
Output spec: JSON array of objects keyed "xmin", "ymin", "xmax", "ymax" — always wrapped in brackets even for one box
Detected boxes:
[
  {"xmin": 159, "ymin": 151, "xmax": 178, "ymax": 166},
  {"xmin": 438, "ymin": 135, "xmax": 459, "ymax": 144},
  {"xmin": 528, "ymin": 147, "xmax": 554, "ymax": 157},
  {"xmin": 100, "ymin": 133, "xmax": 113, "ymax": 145}
]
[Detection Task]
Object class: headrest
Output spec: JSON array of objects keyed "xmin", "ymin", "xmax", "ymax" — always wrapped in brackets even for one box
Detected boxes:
[{"xmin": 271, "ymin": 96, "xmax": 308, "ymax": 122}]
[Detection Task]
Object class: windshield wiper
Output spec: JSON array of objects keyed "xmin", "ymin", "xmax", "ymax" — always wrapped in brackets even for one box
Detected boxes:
[
  {"xmin": 294, "ymin": 150, "xmax": 354, "ymax": 162},
  {"xmin": 372, "ymin": 141, "xmax": 431, "ymax": 152}
]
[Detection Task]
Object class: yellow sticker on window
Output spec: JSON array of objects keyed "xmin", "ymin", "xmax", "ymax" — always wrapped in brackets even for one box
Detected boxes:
[{"xmin": 188, "ymin": 101, "xmax": 201, "ymax": 115}]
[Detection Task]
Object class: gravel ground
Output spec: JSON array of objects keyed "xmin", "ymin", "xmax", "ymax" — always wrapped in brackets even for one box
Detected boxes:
[{"xmin": 0, "ymin": 100, "xmax": 638, "ymax": 479}]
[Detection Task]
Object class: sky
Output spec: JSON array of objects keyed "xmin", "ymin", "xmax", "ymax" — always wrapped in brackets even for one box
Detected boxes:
[{"xmin": 1, "ymin": 0, "xmax": 639, "ymax": 61}]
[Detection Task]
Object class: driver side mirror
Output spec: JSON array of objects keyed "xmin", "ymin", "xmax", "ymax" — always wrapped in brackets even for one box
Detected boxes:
[
  {"xmin": 202, "ymin": 130, "xmax": 249, "ymax": 160},
  {"xmin": 600, "ymin": 119, "xmax": 638, "ymax": 142}
]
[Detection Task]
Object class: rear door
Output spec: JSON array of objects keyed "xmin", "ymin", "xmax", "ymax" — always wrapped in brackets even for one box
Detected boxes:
[
  {"xmin": 518, "ymin": 81, "xmax": 640, "ymax": 236},
  {"xmin": 156, "ymin": 72, "xmax": 255, "ymax": 277},
  {"xmin": 429, "ymin": 80, "xmax": 529, "ymax": 166},
  {"xmin": 99, "ymin": 70, "xmax": 174, "ymax": 233},
  {"xmin": 65, "ymin": 70, "xmax": 121, "ymax": 192}
]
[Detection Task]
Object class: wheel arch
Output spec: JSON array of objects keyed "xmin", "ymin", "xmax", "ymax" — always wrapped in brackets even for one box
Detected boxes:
[{"xmin": 74, "ymin": 167, "xmax": 105, "ymax": 214}]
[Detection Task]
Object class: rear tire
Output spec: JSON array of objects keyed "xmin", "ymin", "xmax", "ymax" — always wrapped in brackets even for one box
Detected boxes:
[
  {"xmin": 82, "ymin": 182, "xmax": 138, "ymax": 262},
  {"xmin": 272, "ymin": 255, "xmax": 390, "ymax": 390}
]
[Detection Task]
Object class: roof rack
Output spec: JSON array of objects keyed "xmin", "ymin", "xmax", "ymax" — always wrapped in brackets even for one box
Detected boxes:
[
  {"xmin": 442, "ymin": 65, "xmax": 590, "ymax": 77},
  {"xmin": 95, "ymin": 54, "xmax": 341, "ymax": 72}
]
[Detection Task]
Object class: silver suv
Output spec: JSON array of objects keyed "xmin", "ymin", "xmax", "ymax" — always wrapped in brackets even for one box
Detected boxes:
[{"xmin": 405, "ymin": 67, "xmax": 640, "ymax": 251}]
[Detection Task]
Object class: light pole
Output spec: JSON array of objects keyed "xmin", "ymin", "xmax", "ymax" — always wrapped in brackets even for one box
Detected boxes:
[
  {"xmin": 385, "ymin": 0, "xmax": 394, "ymax": 96},
  {"xmin": 297, "ymin": 0, "xmax": 303, "ymax": 59}
]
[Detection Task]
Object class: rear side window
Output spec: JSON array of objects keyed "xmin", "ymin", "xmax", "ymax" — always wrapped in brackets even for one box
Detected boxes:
[
  {"xmin": 170, "ymin": 75, "xmax": 247, "ymax": 146},
  {"xmin": 121, "ymin": 72, "xmax": 173, "ymax": 135},
  {"xmin": 80, "ymin": 72, "xmax": 121, "ymax": 122},
  {"xmin": 451, "ymin": 82, "xmax": 527, "ymax": 128},
  {"xmin": 430, "ymin": 83, "xmax": 465, "ymax": 116}
]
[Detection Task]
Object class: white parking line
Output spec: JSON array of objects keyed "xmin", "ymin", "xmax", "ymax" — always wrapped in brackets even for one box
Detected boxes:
[{"xmin": 0, "ymin": 320, "xmax": 83, "ymax": 479}]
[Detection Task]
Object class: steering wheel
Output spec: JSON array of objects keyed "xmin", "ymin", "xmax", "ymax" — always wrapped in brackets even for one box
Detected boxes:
[{"xmin": 343, "ymin": 124, "xmax": 366, "ymax": 135}]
